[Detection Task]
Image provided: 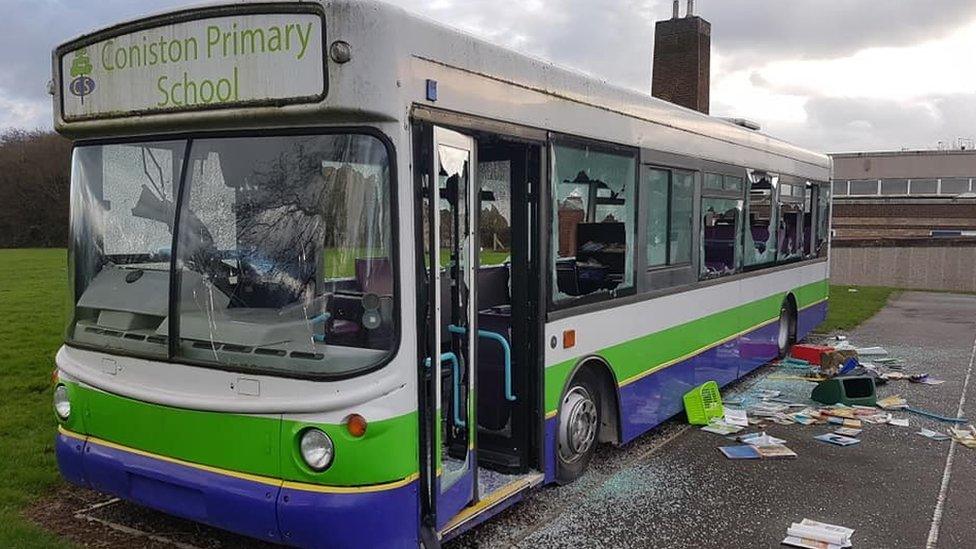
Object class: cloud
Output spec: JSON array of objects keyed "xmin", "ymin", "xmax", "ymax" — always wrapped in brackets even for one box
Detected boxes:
[
  {"xmin": 703, "ymin": 0, "xmax": 976, "ymax": 67},
  {"xmin": 1, "ymin": 0, "xmax": 975, "ymax": 153}
]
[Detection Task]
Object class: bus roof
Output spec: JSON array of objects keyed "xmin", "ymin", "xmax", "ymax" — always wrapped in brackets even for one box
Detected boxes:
[{"xmin": 53, "ymin": 0, "xmax": 829, "ymax": 172}]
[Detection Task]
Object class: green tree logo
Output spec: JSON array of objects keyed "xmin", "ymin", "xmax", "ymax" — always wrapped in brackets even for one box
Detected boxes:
[
  {"xmin": 70, "ymin": 49, "xmax": 93, "ymax": 78},
  {"xmin": 68, "ymin": 48, "xmax": 96, "ymax": 104}
]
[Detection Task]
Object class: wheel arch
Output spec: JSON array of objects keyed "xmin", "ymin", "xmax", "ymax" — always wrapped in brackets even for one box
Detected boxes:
[{"xmin": 558, "ymin": 354, "xmax": 622, "ymax": 445}]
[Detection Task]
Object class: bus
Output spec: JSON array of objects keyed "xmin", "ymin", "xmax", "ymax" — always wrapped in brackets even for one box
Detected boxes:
[{"xmin": 51, "ymin": 1, "xmax": 831, "ymax": 547}]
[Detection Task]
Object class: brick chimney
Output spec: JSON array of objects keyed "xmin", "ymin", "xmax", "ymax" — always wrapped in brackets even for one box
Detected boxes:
[{"xmin": 652, "ymin": 0, "xmax": 711, "ymax": 114}]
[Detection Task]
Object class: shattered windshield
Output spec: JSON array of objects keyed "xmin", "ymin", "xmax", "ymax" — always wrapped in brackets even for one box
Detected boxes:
[{"xmin": 67, "ymin": 133, "xmax": 395, "ymax": 377}]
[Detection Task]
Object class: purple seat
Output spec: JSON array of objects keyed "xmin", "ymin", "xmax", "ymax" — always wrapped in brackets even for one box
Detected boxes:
[{"xmin": 356, "ymin": 258, "xmax": 393, "ymax": 295}]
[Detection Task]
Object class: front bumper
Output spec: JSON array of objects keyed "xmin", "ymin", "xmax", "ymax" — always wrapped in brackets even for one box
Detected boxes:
[{"xmin": 56, "ymin": 429, "xmax": 419, "ymax": 548}]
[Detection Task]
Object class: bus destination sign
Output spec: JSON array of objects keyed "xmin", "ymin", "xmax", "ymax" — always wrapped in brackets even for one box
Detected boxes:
[{"xmin": 60, "ymin": 12, "xmax": 324, "ymax": 120}]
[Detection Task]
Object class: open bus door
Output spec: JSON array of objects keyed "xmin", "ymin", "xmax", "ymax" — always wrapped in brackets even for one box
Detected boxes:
[{"xmin": 419, "ymin": 126, "xmax": 479, "ymax": 537}]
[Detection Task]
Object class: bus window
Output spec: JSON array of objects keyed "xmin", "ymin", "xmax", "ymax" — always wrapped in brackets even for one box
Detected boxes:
[
  {"xmin": 479, "ymin": 160, "xmax": 511, "ymax": 266},
  {"xmin": 743, "ymin": 170, "xmax": 778, "ymax": 267},
  {"xmin": 551, "ymin": 142, "xmax": 636, "ymax": 302},
  {"xmin": 171, "ymin": 134, "xmax": 394, "ymax": 376},
  {"xmin": 777, "ymin": 182, "xmax": 804, "ymax": 261},
  {"xmin": 700, "ymin": 197, "xmax": 741, "ymax": 279},
  {"xmin": 641, "ymin": 167, "xmax": 693, "ymax": 268},
  {"xmin": 816, "ymin": 183, "xmax": 831, "ymax": 257}
]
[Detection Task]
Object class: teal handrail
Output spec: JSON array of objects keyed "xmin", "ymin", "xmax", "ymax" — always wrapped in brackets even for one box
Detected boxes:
[
  {"xmin": 424, "ymin": 352, "xmax": 465, "ymax": 427},
  {"xmin": 448, "ymin": 324, "xmax": 515, "ymax": 402},
  {"xmin": 309, "ymin": 312, "xmax": 332, "ymax": 343}
]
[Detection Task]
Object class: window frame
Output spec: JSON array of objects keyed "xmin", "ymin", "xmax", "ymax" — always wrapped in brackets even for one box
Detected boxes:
[
  {"xmin": 64, "ymin": 126, "xmax": 401, "ymax": 382},
  {"xmin": 640, "ymin": 164, "xmax": 696, "ymax": 271},
  {"xmin": 547, "ymin": 133, "xmax": 640, "ymax": 312}
]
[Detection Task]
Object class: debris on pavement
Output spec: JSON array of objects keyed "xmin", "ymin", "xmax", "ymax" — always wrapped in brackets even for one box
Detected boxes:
[
  {"xmin": 855, "ymin": 346, "xmax": 888, "ymax": 356},
  {"xmin": 814, "ymin": 433, "xmax": 861, "ymax": 446},
  {"xmin": 904, "ymin": 407, "xmax": 968, "ymax": 424},
  {"xmin": 718, "ymin": 443, "xmax": 798, "ymax": 460},
  {"xmin": 917, "ymin": 428, "xmax": 951, "ymax": 441},
  {"xmin": 888, "ymin": 417, "xmax": 910, "ymax": 427},
  {"xmin": 782, "ymin": 518, "xmax": 854, "ymax": 548},
  {"xmin": 834, "ymin": 427, "xmax": 862, "ymax": 437},
  {"xmin": 757, "ymin": 444, "xmax": 797, "ymax": 459},
  {"xmin": 724, "ymin": 408, "xmax": 749, "ymax": 427},
  {"xmin": 948, "ymin": 426, "xmax": 976, "ymax": 449},
  {"xmin": 909, "ymin": 374, "xmax": 945, "ymax": 385},
  {"xmin": 876, "ymin": 395, "xmax": 908, "ymax": 410},
  {"xmin": 719, "ymin": 445, "xmax": 761, "ymax": 460},
  {"xmin": 701, "ymin": 420, "xmax": 744, "ymax": 435}
]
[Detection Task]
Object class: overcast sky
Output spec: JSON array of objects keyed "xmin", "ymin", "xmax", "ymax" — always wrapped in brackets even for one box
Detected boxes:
[{"xmin": 2, "ymin": 0, "xmax": 975, "ymax": 153}]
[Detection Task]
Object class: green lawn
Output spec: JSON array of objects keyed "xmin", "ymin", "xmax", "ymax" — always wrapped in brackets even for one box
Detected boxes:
[
  {"xmin": 819, "ymin": 284, "xmax": 899, "ymax": 333},
  {"xmin": 0, "ymin": 249, "xmax": 72, "ymax": 548}
]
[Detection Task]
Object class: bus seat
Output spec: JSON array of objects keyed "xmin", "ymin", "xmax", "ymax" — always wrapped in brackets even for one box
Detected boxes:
[
  {"xmin": 355, "ymin": 258, "xmax": 393, "ymax": 295},
  {"xmin": 477, "ymin": 265, "xmax": 510, "ymax": 310}
]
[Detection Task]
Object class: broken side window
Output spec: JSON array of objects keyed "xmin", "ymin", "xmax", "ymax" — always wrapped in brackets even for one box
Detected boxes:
[{"xmin": 743, "ymin": 170, "xmax": 779, "ymax": 267}]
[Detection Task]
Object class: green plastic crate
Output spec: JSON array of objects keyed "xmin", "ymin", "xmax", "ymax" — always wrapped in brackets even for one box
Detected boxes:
[{"xmin": 683, "ymin": 380, "xmax": 724, "ymax": 425}]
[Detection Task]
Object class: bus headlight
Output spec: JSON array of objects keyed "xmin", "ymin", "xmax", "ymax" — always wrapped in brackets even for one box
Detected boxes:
[
  {"xmin": 299, "ymin": 428, "xmax": 334, "ymax": 471},
  {"xmin": 54, "ymin": 384, "xmax": 71, "ymax": 420}
]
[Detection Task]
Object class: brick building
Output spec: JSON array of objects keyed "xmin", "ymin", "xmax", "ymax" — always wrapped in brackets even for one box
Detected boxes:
[{"xmin": 829, "ymin": 148, "xmax": 976, "ymax": 291}]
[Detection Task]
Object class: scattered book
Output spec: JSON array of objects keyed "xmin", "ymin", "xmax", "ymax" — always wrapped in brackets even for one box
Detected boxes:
[
  {"xmin": 877, "ymin": 395, "xmax": 908, "ymax": 410},
  {"xmin": 718, "ymin": 445, "xmax": 761, "ymax": 460},
  {"xmin": 701, "ymin": 421, "xmax": 744, "ymax": 435},
  {"xmin": 856, "ymin": 346, "xmax": 888, "ymax": 356},
  {"xmin": 888, "ymin": 417, "xmax": 909, "ymax": 427},
  {"xmin": 783, "ymin": 518, "xmax": 854, "ymax": 549},
  {"xmin": 724, "ymin": 408, "xmax": 749, "ymax": 427},
  {"xmin": 741, "ymin": 432, "xmax": 787, "ymax": 447},
  {"xmin": 917, "ymin": 428, "xmax": 950, "ymax": 441},
  {"xmin": 756, "ymin": 444, "xmax": 797, "ymax": 459},
  {"xmin": 814, "ymin": 433, "xmax": 860, "ymax": 447},
  {"xmin": 833, "ymin": 427, "xmax": 862, "ymax": 437}
]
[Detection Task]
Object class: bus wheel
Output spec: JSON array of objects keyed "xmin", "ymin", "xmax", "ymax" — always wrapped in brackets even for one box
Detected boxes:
[
  {"xmin": 556, "ymin": 372, "xmax": 601, "ymax": 483},
  {"xmin": 777, "ymin": 300, "xmax": 797, "ymax": 358}
]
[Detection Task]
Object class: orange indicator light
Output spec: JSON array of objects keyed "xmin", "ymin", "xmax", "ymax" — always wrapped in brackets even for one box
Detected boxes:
[
  {"xmin": 346, "ymin": 414, "xmax": 368, "ymax": 437},
  {"xmin": 563, "ymin": 330, "xmax": 576, "ymax": 349}
]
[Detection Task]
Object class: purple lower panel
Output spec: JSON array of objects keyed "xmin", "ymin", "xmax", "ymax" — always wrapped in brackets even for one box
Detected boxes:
[
  {"xmin": 617, "ymin": 320, "xmax": 782, "ymax": 444},
  {"xmin": 278, "ymin": 481, "xmax": 419, "ymax": 549},
  {"xmin": 56, "ymin": 432, "xmax": 88, "ymax": 487},
  {"xmin": 69, "ymin": 436, "xmax": 283, "ymax": 543},
  {"xmin": 435, "ymin": 451, "xmax": 474, "ymax": 530},
  {"xmin": 544, "ymin": 418, "xmax": 557, "ymax": 483},
  {"xmin": 737, "ymin": 321, "xmax": 781, "ymax": 377},
  {"xmin": 798, "ymin": 301, "xmax": 828, "ymax": 340}
]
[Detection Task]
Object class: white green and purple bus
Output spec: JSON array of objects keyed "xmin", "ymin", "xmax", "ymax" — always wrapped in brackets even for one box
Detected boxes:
[{"xmin": 51, "ymin": 1, "xmax": 831, "ymax": 547}]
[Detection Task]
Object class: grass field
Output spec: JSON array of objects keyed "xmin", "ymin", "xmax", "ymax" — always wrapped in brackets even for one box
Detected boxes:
[
  {"xmin": 0, "ymin": 249, "xmax": 72, "ymax": 548},
  {"xmin": 820, "ymin": 285, "xmax": 899, "ymax": 333},
  {"xmin": 0, "ymin": 249, "xmax": 895, "ymax": 548}
]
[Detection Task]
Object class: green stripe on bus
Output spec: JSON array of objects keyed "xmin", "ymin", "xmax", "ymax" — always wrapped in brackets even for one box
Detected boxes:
[
  {"xmin": 63, "ymin": 382, "xmax": 418, "ymax": 486},
  {"xmin": 544, "ymin": 281, "xmax": 828, "ymax": 414}
]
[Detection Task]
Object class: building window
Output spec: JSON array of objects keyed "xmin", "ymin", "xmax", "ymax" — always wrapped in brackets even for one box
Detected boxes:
[
  {"xmin": 551, "ymin": 141, "xmax": 636, "ymax": 302},
  {"xmin": 832, "ymin": 180, "xmax": 849, "ymax": 196},
  {"xmin": 910, "ymin": 179, "xmax": 938, "ymax": 195},
  {"xmin": 880, "ymin": 179, "xmax": 908, "ymax": 195},
  {"xmin": 849, "ymin": 179, "xmax": 879, "ymax": 195},
  {"xmin": 642, "ymin": 167, "xmax": 694, "ymax": 268},
  {"xmin": 940, "ymin": 178, "xmax": 971, "ymax": 195},
  {"xmin": 701, "ymin": 197, "xmax": 741, "ymax": 278},
  {"xmin": 744, "ymin": 171, "xmax": 778, "ymax": 266}
]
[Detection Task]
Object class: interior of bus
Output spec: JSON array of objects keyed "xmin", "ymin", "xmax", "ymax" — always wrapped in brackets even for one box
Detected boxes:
[{"xmin": 414, "ymin": 122, "xmax": 545, "ymax": 530}]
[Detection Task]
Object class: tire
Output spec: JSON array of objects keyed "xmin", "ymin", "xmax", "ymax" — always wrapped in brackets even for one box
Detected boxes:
[
  {"xmin": 556, "ymin": 370, "xmax": 601, "ymax": 484},
  {"xmin": 777, "ymin": 300, "xmax": 797, "ymax": 358}
]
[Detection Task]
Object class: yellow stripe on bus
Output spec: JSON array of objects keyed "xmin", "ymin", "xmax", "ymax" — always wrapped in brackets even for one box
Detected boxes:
[{"xmin": 58, "ymin": 426, "xmax": 418, "ymax": 494}]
